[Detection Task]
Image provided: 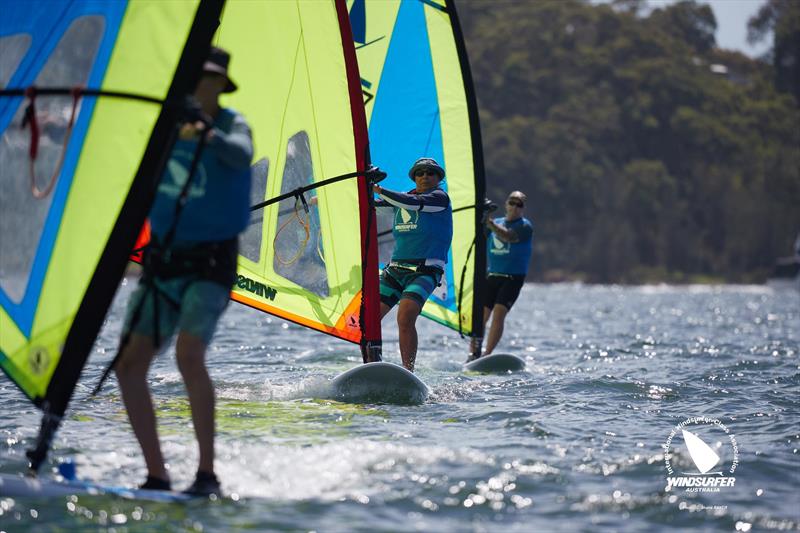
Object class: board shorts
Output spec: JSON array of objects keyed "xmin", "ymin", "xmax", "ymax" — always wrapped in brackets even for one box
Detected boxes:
[
  {"xmin": 380, "ymin": 263, "xmax": 443, "ymax": 309},
  {"xmin": 122, "ymin": 238, "xmax": 237, "ymax": 346},
  {"xmin": 484, "ymin": 273, "xmax": 525, "ymax": 311},
  {"xmin": 122, "ymin": 277, "xmax": 231, "ymax": 346}
]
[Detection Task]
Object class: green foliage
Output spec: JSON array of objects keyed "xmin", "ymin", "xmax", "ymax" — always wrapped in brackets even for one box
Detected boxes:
[
  {"xmin": 748, "ymin": 0, "xmax": 800, "ymax": 103},
  {"xmin": 458, "ymin": 0, "xmax": 800, "ymax": 282}
]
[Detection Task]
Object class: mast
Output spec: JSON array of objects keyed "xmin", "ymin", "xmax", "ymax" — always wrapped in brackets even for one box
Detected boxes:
[{"xmin": 335, "ymin": 0, "xmax": 383, "ymax": 359}]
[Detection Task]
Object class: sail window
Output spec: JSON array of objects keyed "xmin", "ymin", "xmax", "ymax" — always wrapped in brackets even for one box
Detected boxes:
[
  {"xmin": 0, "ymin": 16, "xmax": 104, "ymax": 303},
  {"xmin": 273, "ymin": 131, "xmax": 329, "ymax": 297},
  {"xmin": 0, "ymin": 34, "xmax": 31, "ymax": 88},
  {"xmin": 241, "ymin": 157, "xmax": 270, "ymax": 262}
]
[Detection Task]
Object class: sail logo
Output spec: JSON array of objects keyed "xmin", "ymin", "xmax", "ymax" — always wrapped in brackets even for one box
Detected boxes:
[
  {"xmin": 236, "ymin": 275, "xmax": 277, "ymax": 301},
  {"xmin": 394, "ymin": 209, "xmax": 419, "ymax": 232},
  {"xmin": 490, "ymin": 234, "xmax": 510, "ymax": 255},
  {"xmin": 662, "ymin": 416, "xmax": 739, "ymax": 495},
  {"xmin": 28, "ymin": 346, "xmax": 50, "ymax": 375}
]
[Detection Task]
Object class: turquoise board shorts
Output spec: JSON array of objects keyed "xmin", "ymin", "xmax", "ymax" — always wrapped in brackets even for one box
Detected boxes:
[
  {"xmin": 380, "ymin": 264, "xmax": 443, "ymax": 309},
  {"xmin": 122, "ymin": 276, "xmax": 231, "ymax": 346}
]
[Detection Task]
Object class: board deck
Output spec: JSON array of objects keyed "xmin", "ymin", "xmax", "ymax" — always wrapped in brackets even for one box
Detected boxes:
[
  {"xmin": 463, "ymin": 352, "xmax": 526, "ymax": 373},
  {"xmin": 0, "ymin": 472, "xmax": 195, "ymax": 502},
  {"xmin": 330, "ymin": 362, "xmax": 429, "ymax": 404}
]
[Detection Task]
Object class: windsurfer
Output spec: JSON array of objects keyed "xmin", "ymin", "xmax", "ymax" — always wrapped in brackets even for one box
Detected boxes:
[
  {"xmin": 469, "ymin": 191, "xmax": 533, "ymax": 360},
  {"xmin": 371, "ymin": 157, "xmax": 453, "ymax": 371},
  {"xmin": 114, "ymin": 46, "xmax": 252, "ymax": 496}
]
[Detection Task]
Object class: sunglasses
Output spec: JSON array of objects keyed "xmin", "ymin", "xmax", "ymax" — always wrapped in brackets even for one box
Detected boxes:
[
  {"xmin": 414, "ymin": 169, "xmax": 438, "ymax": 177},
  {"xmin": 507, "ymin": 200, "xmax": 524, "ymax": 208}
]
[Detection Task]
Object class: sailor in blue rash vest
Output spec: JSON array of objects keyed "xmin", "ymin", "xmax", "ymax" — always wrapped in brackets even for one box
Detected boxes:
[
  {"xmin": 468, "ymin": 191, "xmax": 533, "ymax": 361},
  {"xmin": 114, "ymin": 47, "xmax": 252, "ymax": 497},
  {"xmin": 372, "ymin": 157, "xmax": 453, "ymax": 371}
]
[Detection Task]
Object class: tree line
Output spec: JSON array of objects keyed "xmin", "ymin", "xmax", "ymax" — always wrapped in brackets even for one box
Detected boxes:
[{"xmin": 458, "ymin": 0, "xmax": 800, "ymax": 283}]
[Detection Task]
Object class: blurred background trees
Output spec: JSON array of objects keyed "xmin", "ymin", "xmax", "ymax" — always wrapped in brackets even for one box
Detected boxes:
[{"xmin": 458, "ymin": 0, "xmax": 800, "ymax": 282}]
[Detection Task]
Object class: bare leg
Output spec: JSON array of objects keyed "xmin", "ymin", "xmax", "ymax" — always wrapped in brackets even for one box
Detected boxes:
[
  {"xmin": 175, "ymin": 332, "xmax": 215, "ymax": 475},
  {"xmin": 396, "ymin": 298, "xmax": 422, "ymax": 371},
  {"xmin": 484, "ymin": 304, "xmax": 509, "ymax": 356},
  {"xmin": 483, "ymin": 306, "xmax": 492, "ymax": 329},
  {"xmin": 115, "ymin": 334, "xmax": 168, "ymax": 482}
]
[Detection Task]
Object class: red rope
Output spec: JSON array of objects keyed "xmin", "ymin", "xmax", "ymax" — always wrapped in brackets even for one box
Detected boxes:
[{"xmin": 23, "ymin": 86, "xmax": 82, "ymax": 199}]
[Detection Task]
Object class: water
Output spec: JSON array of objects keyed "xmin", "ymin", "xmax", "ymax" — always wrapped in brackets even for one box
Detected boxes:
[{"xmin": 1, "ymin": 282, "xmax": 798, "ymax": 532}]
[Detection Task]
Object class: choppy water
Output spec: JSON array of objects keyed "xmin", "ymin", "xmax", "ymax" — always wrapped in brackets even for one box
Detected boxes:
[{"xmin": 1, "ymin": 282, "xmax": 798, "ymax": 532}]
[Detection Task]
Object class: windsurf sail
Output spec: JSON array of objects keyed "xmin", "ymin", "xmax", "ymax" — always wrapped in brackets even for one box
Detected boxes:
[
  {"xmin": 210, "ymin": 0, "xmax": 381, "ymax": 353},
  {"xmin": 0, "ymin": 0, "xmax": 224, "ymax": 470},
  {"xmin": 349, "ymin": 0, "xmax": 487, "ymax": 351}
]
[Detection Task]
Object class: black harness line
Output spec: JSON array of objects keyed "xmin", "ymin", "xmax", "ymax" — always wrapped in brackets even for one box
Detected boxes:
[{"xmin": 92, "ymin": 115, "xmax": 212, "ymax": 396}]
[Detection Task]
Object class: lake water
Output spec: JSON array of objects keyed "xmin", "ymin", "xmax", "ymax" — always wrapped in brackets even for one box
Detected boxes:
[{"xmin": 1, "ymin": 282, "xmax": 798, "ymax": 531}]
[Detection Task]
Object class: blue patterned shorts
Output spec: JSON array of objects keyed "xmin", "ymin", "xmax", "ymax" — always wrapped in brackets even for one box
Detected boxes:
[{"xmin": 379, "ymin": 264, "xmax": 442, "ymax": 309}]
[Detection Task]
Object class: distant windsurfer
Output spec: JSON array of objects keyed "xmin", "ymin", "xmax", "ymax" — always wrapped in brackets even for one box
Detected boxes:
[
  {"xmin": 371, "ymin": 157, "xmax": 453, "ymax": 371},
  {"xmin": 469, "ymin": 191, "xmax": 533, "ymax": 360},
  {"xmin": 114, "ymin": 46, "xmax": 252, "ymax": 496}
]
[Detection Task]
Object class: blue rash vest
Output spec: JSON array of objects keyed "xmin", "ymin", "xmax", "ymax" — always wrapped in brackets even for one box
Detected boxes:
[
  {"xmin": 375, "ymin": 187, "xmax": 453, "ymax": 265},
  {"xmin": 488, "ymin": 216, "xmax": 533, "ymax": 276},
  {"xmin": 149, "ymin": 107, "xmax": 253, "ymax": 244}
]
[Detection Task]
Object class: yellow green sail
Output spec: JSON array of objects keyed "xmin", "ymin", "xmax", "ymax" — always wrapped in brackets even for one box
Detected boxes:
[
  {"xmin": 349, "ymin": 0, "xmax": 487, "ymax": 341},
  {"xmin": 215, "ymin": 0, "xmax": 380, "ymax": 346},
  {"xmin": 0, "ymin": 0, "xmax": 223, "ymax": 468}
]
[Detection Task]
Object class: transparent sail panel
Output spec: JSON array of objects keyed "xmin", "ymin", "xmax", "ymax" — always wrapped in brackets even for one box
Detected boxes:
[
  {"xmin": 0, "ymin": 34, "xmax": 31, "ymax": 88},
  {"xmin": 273, "ymin": 131, "xmax": 328, "ymax": 297},
  {"xmin": 0, "ymin": 16, "xmax": 104, "ymax": 303},
  {"xmin": 241, "ymin": 157, "xmax": 269, "ymax": 263}
]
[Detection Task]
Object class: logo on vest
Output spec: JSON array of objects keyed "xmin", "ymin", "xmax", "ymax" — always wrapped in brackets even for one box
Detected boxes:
[
  {"xmin": 491, "ymin": 234, "xmax": 510, "ymax": 255},
  {"xmin": 395, "ymin": 208, "xmax": 419, "ymax": 232}
]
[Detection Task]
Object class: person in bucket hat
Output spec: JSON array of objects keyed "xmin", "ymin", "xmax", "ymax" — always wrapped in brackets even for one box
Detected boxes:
[
  {"xmin": 407, "ymin": 157, "xmax": 445, "ymax": 181},
  {"xmin": 368, "ymin": 157, "xmax": 453, "ymax": 372},
  {"xmin": 202, "ymin": 46, "xmax": 237, "ymax": 93},
  {"xmin": 115, "ymin": 45, "xmax": 252, "ymax": 497}
]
